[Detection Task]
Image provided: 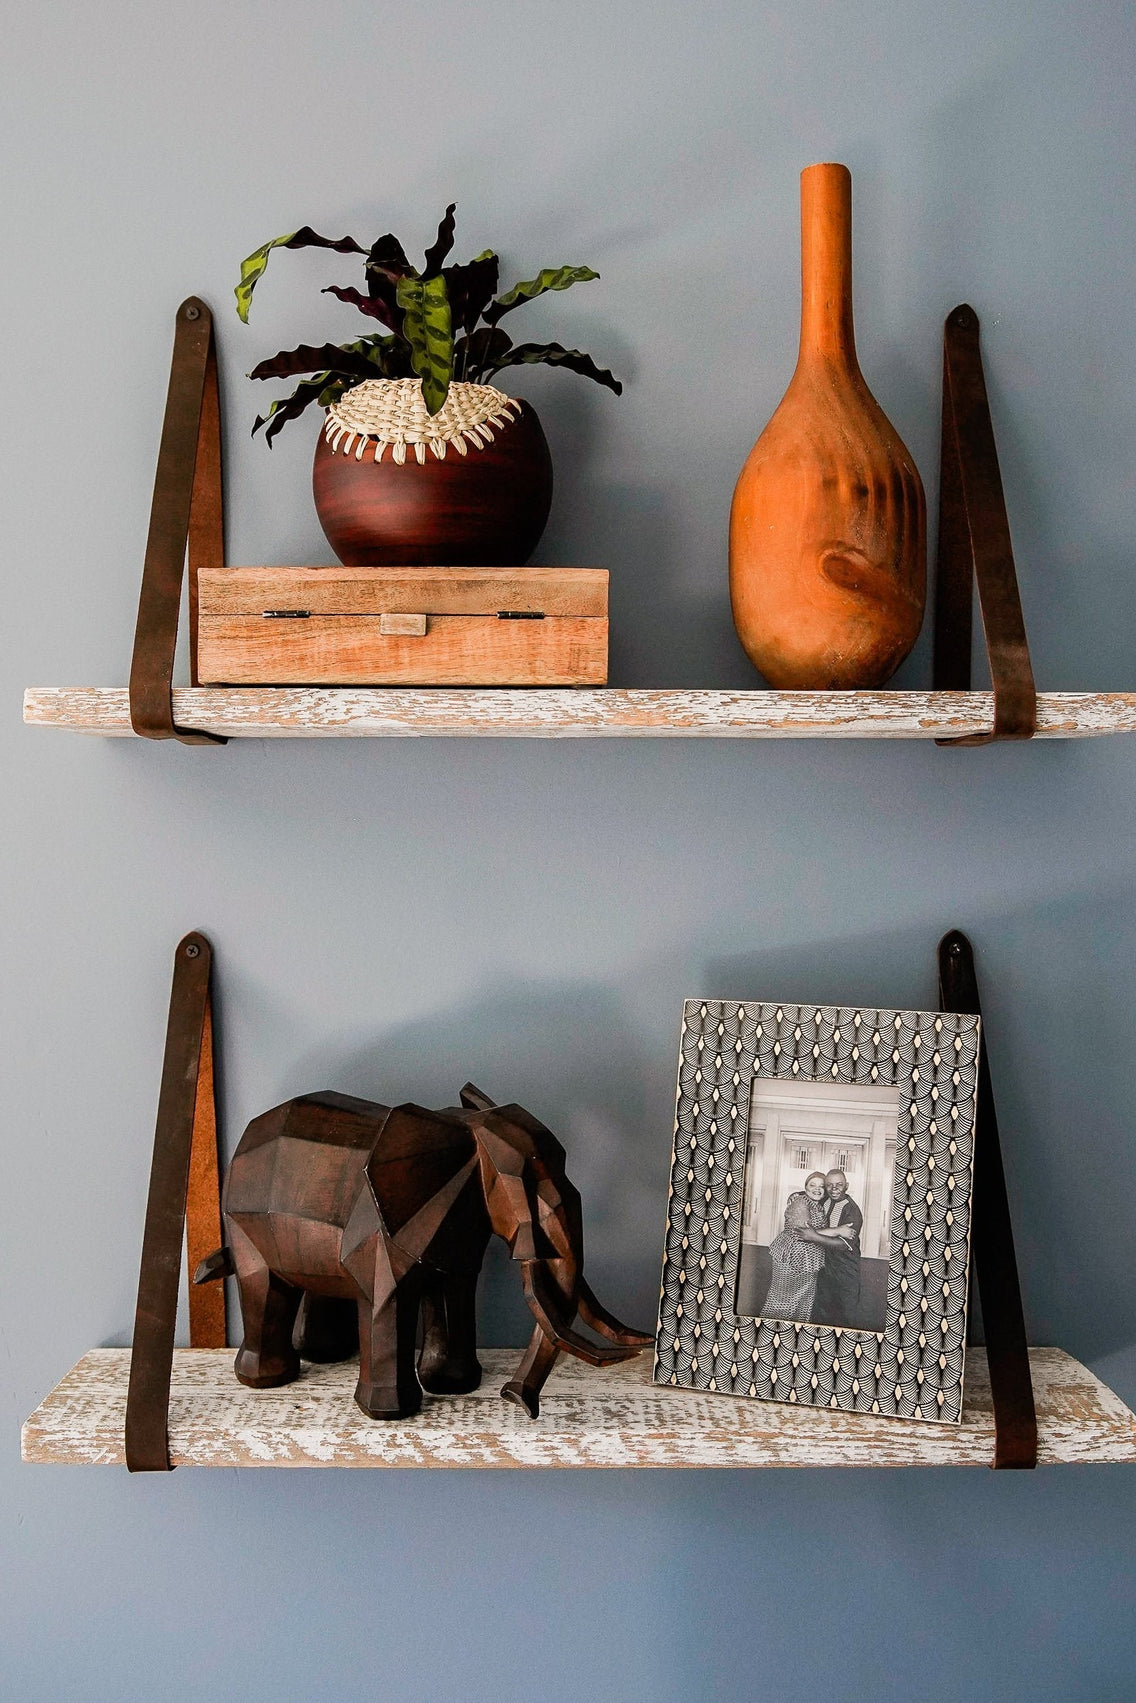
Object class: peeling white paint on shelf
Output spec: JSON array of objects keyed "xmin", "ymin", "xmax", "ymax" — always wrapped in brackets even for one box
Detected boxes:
[
  {"xmin": 22, "ymin": 686, "xmax": 1136, "ymax": 739},
  {"xmin": 21, "ymin": 1347, "xmax": 1136, "ymax": 1469}
]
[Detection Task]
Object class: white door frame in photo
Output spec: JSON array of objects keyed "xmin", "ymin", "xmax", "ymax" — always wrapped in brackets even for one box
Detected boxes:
[{"xmin": 741, "ymin": 1079, "xmax": 900, "ymax": 1258}]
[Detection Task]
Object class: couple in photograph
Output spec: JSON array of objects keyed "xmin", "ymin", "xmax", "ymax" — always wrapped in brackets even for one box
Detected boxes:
[{"xmin": 763, "ymin": 1169, "xmax": 862, "ymax": 1327}]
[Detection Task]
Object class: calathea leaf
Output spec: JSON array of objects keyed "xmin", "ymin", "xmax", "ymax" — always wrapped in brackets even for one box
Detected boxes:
[
  {"xmin": 365, "ymin": 232, "xmax": 413, "ymax": 295},
  {"xmin": 322, "ymin": 285, "xmax": 399, "ymax": 332},
  {"xmin": 248, "ymin": 342, "xmax": 389, "ymax": 383},
  {"xmin": 444, "ymin": 252, "xmax": 500, "ymax": 338},
  {"xmin": 339, "ymin": 333, "xmax": 416, "ymax": 380},
  {"xmin": 234, "ymin": 227, "xmax": 365, "ymax": 322},
  {"xmin": 253, "ymin": 376, "xmax": 331, "ymax": 444},
  {"xmin": 252, "ymin": 336, "xmax": 416, "ymax": 444},
  {"xmin": 317, "ymin": 376, "xmax": 351, "ymax": 408},
  {"xmin": 483, "ymin": 341, "xmax": 622, "ymax": 395},
  {"xmin": 396, "ymin": 274, "xmax": 454, "ymax": 414},
  {"xmin": 453, "ymin": 326, "xmax": 513, "ymax": 383},
  {"xmin": 423, "ymin": 203, "xmax": 457, "ymax": 274},
  {"xmin": 484, "ymin": 265, "xmax": 599, "ymax": 324}
]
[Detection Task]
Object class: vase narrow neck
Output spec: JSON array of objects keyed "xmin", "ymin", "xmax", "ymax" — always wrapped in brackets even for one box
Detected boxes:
[{"xmin": 797, "ymin": 163, "xmax": 858, "ymax": 370}]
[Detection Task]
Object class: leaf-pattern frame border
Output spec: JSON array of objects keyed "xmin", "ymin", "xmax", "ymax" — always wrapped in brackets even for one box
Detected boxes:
[{"xmin": 654, "ymin": 999, "xmax": 981, "ymax": 1423}]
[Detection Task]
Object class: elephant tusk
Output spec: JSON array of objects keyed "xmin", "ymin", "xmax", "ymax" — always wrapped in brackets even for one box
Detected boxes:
[
  {"xmin": 577, "ymin": 1277, "xmax": 654, "ymax": 1347},
  {"xmin": 520, "ymin": 1264, "xmax": 644, "ymax": 1367}
]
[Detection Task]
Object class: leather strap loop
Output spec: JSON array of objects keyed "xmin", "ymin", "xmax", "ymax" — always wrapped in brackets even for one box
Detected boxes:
[
  {"xmin": 129, "ymin": 298, "xmax": 226, "ymax": 745},
  {"xmin": 938, "ymin": 929, "xmax": 1037, "ymax": 1468},
  {"xmin": 125, "ymin": 932, "xmax": 226, "ymax": 1472},
  {"xmin": 934, "ymin": 306, "xmax": 1036, "ymax": 745}
]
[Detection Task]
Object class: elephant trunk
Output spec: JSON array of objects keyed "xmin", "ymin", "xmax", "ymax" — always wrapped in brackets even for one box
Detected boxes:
[{"xmin": 500, "ymin": 1261, "xmax": 651, "ymax": 1418}]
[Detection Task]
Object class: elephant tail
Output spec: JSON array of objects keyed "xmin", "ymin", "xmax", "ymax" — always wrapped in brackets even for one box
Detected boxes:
[{"xmin": 192, "ymin": 1245, "xmax": 234, "ymax": 1286}]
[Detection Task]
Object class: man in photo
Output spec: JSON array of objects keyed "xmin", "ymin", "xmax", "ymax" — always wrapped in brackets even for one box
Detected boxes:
[{"xmin": 812, "ymin": 1169, "xmax": 863, "ymax": 1327}]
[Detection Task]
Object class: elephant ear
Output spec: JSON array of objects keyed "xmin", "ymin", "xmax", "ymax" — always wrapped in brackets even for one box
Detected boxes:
[
  {"xmin": 367, "ymin": 1104, "xmax": 477, "ymax": 1240},
  {"xmin": 490, "ymin": 1101, "xmax": 569, "ymax": 1172}
]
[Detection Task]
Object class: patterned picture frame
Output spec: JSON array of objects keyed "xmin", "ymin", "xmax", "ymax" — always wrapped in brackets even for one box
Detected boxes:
[{"xmin": 654, "ymin": 999, "xmax": 981, "ymax": 1423}]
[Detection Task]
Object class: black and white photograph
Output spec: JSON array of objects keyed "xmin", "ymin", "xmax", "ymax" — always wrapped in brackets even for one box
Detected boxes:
[
  {"xmin": 656, "ymin": 998, "xmax": 981, "ymax": 1423},
  {"xmin": 734, "ymin": 1078, "xmax": 900, "ymax": 1333}
]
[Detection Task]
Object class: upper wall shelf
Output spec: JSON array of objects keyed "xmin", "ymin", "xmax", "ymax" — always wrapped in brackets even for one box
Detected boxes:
[
  {"xmin": 22, "ymin": 686, "xmax": 1136, "ymax": 740},
  {"xmin": 22, "ymin": 303, "xmax": 1136, "ymax": 747}
]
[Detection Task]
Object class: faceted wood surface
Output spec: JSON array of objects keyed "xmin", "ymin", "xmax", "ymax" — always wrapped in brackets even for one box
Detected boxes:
[
  {"xmin": 22, "ymin": 687, "xmax": 1136, "ymax": 739},
  {"xmin": 22, "ymin": 1347, "xmax": 1136, "ymax": 1469}
]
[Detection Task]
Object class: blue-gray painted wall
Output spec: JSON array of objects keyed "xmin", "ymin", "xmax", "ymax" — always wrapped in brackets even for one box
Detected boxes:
[{"xmin": 4, "ymin": 4, "xmax": 1135, "ymax": 1697}]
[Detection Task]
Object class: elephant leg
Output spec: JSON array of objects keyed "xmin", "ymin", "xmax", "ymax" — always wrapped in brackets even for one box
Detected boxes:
[
  {"xmin": 293, "ymin": 1294, "xmax": 358, "ymax": 1364},
  {"xmin": 355, "ymin": 1261, "xmax": 424, "ymax": 1420},
  {"xmin": 501, "ymin": 1324, "xmax": 562, "ymax": 1419},
  {"xmin": 417, "ymin": 1271, "xmax": 482, "ymax": 1396},
  {"xmin": 229, "ymin": 1222, "xmax": 303, "ymax": 1389}
]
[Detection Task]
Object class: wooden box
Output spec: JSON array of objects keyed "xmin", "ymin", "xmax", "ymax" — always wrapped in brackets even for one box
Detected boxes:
[{"xmin": 195, "ymin": 566, "xmax": 608, "ymax": 687}]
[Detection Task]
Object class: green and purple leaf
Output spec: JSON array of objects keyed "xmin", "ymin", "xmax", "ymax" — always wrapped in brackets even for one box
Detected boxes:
[
  {"xmin": 445, "ymin": 251, "xmax": 500, "ymax": 338},
  {"xmin": 483, "ymin": 341, "xmax": 622, "ymax": 394},
  {"xmin": 317, "ymin": 376, "xmax": 352, "ymax": 408},
  {"xmin": 454, "ymin": 325, "xmax": 513, "ymax": 383},
  {"xmin": 248, "ymin": 342, "xmax": 387, "ymax": 383},
  {"xmin": 341, "ymin": 333, "xmax": 416, "ymax": 381},
  {"xmin": 423, "ymin": 203, "xmax": 457, "ymax": 274},
  {"xmin": 251, "ymin": 336, "xmax": 414, "ymax": 443},
  {"xmin": 365, "ymin": 232, "xmax": 413, "ymax": 294},
  {"xmin": 322, "ymin": 285, "xmax": 400, "ymax": 331},
  {"xmin": 484, "ymin": 265, "xmax": 600, "ymax": 324},
  {"xmin": 253, "ymin": 377, "xmax": 331, "ymax": 444},
  {"xmin": 396, "ymin": 274, "xmax": 454, "ymax": 414},
  {"xmin": 234, "ymin": 227, "xmax": 365, "ymax": 322}
]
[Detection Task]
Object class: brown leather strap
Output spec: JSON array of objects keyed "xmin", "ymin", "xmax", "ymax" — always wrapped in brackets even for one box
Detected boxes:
[
  {"xmin": 129, "ymin": 298, "xmax": 226, "ymax": 744},
  {"xmin": 934, "ymin": 305, "xmax": 1036, "ymax": 745},
  {"xmin": 186, "ymin": 997, "xmax": 226, "ymax": 1349},
  {"xmin": 126, "ymin": 932, "xmax": 225, "ymax": 1472},
  {"xmin": 938, "ymin": 929, "xmax": 1038, "ymax": 1468}
]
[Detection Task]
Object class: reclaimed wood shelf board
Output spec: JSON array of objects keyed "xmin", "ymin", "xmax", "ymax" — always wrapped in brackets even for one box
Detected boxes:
[
  {"xmin": 22, "ymin": 1347, "xmax": 1136, "ymax": 1469},
  {"xmin": 22, "ymin": 687, "xmax": 1136, "ymax": 740}
]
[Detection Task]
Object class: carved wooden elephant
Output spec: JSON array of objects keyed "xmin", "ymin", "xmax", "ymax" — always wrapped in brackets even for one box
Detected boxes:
[{"xmin": 195, "ymin": 1082, "xmax": 650, "ymax": 1419}]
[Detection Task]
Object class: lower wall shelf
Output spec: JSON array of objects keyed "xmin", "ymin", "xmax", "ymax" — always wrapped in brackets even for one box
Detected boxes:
[
  {"xmin": 22, "ymin": 1347, "xmax": 1136, "ymax": 1469},
  {"xmin": 22, "ymin": 687, "xmax": 1136, "ymax": 740}
]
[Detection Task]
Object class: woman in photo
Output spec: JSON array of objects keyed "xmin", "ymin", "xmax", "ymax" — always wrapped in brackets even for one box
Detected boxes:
[
  {"xmin": 761, "ymin": 1171, "xmax": 857, "ymax": 1324},
  {"xmin": 761, "ymin": 1172, "xmax": 829, "ymax": 1322}
]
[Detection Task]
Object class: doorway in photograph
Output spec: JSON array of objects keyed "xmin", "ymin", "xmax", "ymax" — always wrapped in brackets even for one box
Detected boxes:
[{"xmin": 734, "ymin": 1077, "xmax": 900, "ymax": 1332}]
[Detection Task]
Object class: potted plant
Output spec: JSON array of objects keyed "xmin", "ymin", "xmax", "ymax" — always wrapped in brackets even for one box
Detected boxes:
[{"xmin": 236, "ymin": 204, "xmax": 622, "ymax": 567}]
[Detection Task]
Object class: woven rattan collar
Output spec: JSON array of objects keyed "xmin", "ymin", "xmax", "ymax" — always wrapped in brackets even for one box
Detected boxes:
[{"xmin": 324, "ymin": 377, "xmax": 522, "ymax": 465}]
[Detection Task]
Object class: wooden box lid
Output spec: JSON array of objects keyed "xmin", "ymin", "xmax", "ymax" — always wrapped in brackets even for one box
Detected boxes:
[{"xmin": 198, "ymin": 566, "xmax": 607, "ymax": 617}]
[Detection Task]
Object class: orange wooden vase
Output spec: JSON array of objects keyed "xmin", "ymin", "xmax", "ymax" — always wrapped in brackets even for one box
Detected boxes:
[{"xmin": 729, "ymin": 163, "xmax": 926, "ymax": 689}]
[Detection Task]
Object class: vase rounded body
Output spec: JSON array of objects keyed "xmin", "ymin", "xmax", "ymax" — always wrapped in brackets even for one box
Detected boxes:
[
  {"xmin": 729, "ymin": 163, "xmax": 926, "ymax": 690},
  {"xmin": 312, "ymin": 383, "xmax": 553, "ymax": 567}
]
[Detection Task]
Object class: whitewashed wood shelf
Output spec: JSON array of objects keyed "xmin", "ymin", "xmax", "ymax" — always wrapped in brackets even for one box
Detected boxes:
[
  {"xmin": 22, "ymin": 1346, "xmax": 1136, "ymax": 1469},
  {"xmin": 21, "ymin": 686, "xmax": 1136, "ymax": 740}
]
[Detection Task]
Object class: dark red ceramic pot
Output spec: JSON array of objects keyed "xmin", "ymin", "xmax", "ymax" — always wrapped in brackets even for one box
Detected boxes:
[{"xmin": 312, "ymin": 398, "xmax": 554, "ymax": 567}]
